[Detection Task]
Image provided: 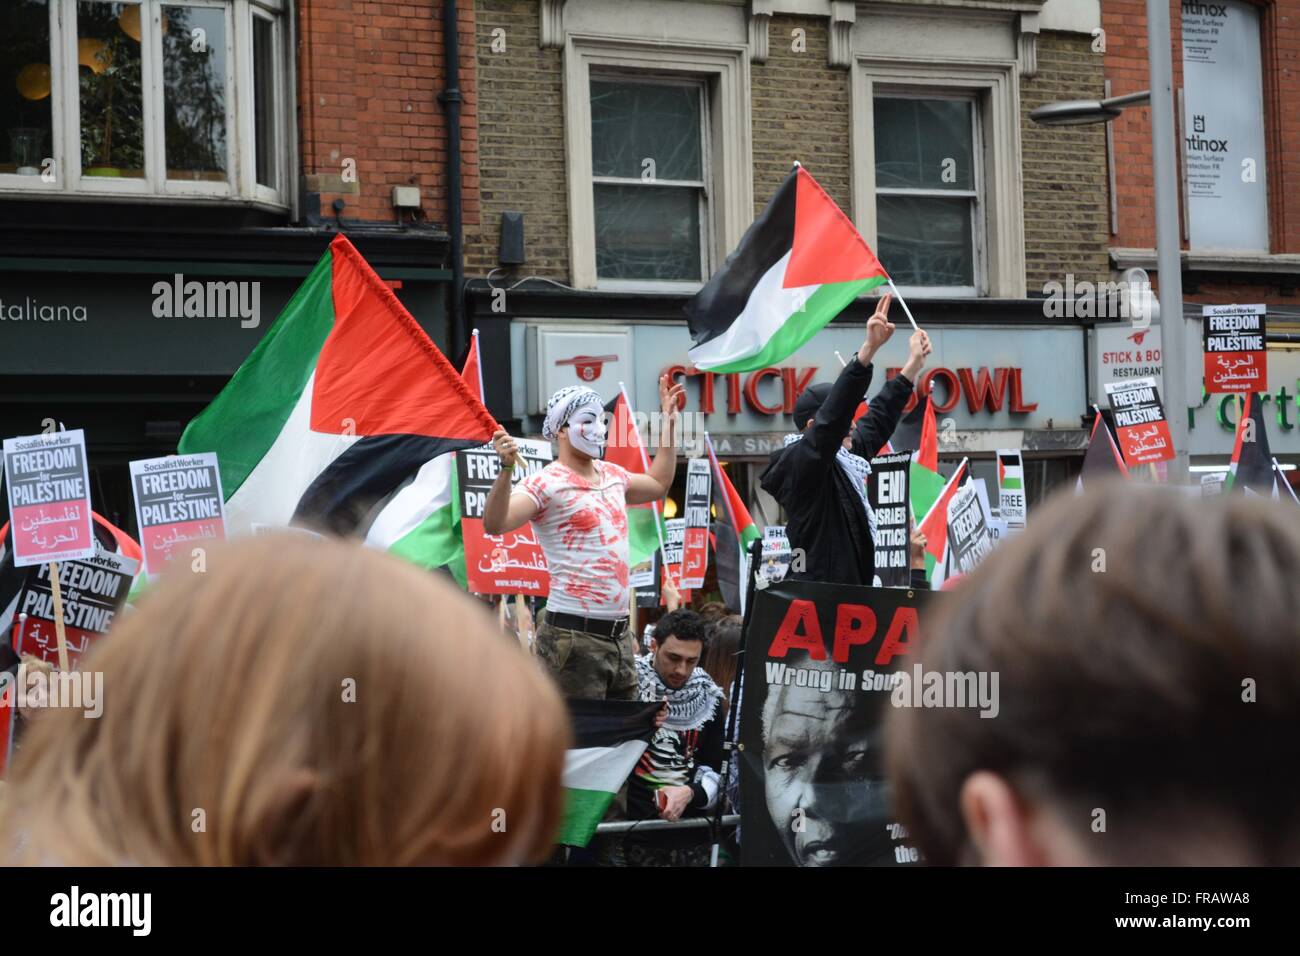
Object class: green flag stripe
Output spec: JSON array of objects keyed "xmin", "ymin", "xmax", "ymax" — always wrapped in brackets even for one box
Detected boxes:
[
  {"xmin": 704, "ymin": 276, "xmax": 886, "ymax": 374},
  {"xmin": 178, "ymin": 249, "xmax": 337, "ymax": 498},
  {"xmin": 557, "ymin": 787, "xmax": 615, "ymax": 847}
]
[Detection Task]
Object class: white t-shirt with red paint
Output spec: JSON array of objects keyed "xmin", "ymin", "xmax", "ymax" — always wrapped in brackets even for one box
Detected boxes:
[{"xmin": 518, "ymin": 460, "xmax": 631, "ymax": 619}]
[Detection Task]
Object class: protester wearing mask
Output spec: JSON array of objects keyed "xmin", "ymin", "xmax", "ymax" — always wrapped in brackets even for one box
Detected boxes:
[
  {"xmin": 484, "ymin": 375, "xmax": 685, "ymax": 700},
  {"xmin": 760, "ymin": 293, "xmax": 931, "ymax": 587},
  {"xmin": 623, "ymin": 609, "xmax": 724, "ymax": 867}
]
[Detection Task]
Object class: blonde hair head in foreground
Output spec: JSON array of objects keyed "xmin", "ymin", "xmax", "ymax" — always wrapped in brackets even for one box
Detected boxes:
[{"xmin": 0, "ymin": 533, "xmax": 570, "ymax": 866}]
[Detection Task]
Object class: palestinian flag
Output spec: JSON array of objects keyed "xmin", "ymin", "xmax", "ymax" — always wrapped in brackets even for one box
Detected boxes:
[
  {"xmin": 705, "ymin": 432, "xmax": 760, "ymax": 613},
  {"xmin": 364, "ymin": 330, "xmax": 485, "ymax": 586},
  {"xmin": 1, "ymin": 512, "xmax": 142, "ymax": 645},
  {"xmin": 603, "ymin": 387, "xmax": 667, "ymax": 569},
  {"xmin": 997, "ymin": 452, "xmax": 1023, "ymax": 491},
  {"xmin": 179, "ymin": 235, "xmax": 497, "ymax": 537},
  {"xmin": 686, "ymin": 165, "xmax": 890, "ymax": 373},
  {"xmin": 917, "ymin": 458, "xmax": 968, "ymax": 588},
  {"xmin": 559, "ymin": 698, "xmax": 659, "ymax": 847},
  {"xmin": 1225, "ymin": 393, "xmax": 1273, "ymax": 494},
  {"xmin": 907, "ymin": 390, "xmax": 947, "ymax": 577},
  {"xmin": 1076, "ymin": 406, "xmax": 1129, "ymax": 492},
  {"xmin": 1275, "ymin": 459, "xmax": 1300, "ymax": 505}
]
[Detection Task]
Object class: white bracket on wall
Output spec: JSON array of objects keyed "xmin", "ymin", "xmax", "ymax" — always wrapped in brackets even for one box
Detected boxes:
[
  {"xmin": 540, "ymin": 0, "xmax": 566, "ymax": 50},
  {"xmin": 1018, "ymin": 12, "xmax": 1040, "ymax": 79},
  {"xmin": 829, "ymin": 1, "xmax": 856, "ymax": 69},
  {"xmin": 749, "ymin": 1, "xmax": 774, "ymax": 64}
]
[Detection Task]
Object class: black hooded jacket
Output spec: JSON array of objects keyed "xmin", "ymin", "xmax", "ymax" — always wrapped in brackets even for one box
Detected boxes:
[{"xmin": 759, "ymin": 357, "xmax": 914, "ymax": 586}]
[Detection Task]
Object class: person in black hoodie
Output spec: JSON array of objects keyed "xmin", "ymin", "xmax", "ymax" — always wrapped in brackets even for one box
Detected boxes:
[{"xmin": 760, "ymin": 293, "xmax": 931, "ymax": 587}]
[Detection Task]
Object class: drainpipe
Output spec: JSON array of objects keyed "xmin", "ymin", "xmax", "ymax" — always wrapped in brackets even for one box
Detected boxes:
[{"xmin": 438, "ymin": 0, "xmax": 465, "ymax": 360}]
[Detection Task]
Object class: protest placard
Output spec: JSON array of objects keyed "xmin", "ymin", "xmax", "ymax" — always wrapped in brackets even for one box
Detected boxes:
[
  {"xmin": 947, "ymin": 483, "xmax": 995, "ymax": 576},
  {"xmin": 868, "ymin": 452, "xmax": 911, "ymax": 588},
  {"xmin": 129, "ymin": 452, "xmax": 226, "ymax": 576},
  {"xmin": 995, "ymin": 449, "xmax": 1027, "ymax": 527},
  {"xmin": 660, "ymin": 518, "xmax": 691, "ymax": 605},
  {"xmin": 1104, "ymin": 377, "xmax": 1176, "ymax": 465},
  {"xmin": 1203, "ymin": 304, "xmax": 1267, "ymax": 394},
  {"xmin": 457, "ymin": 439, "xmax": 551, "ymax": 595},
  {"xmin": 3, "ymin": 430, "xmax": 95, "ymax": 567},
  {"xmin": 738, "ymin": 580, "xmax": 936, "ymax": 866},
  {"xmin": 13, "ymin": 546, "xmax": 139, "ymax": 669},
  {"xmin": 681, "ymin": 457, "xmax": 711, "ymax": 589},
  {"xmin": 761, "ymin": 525, "xmax": 792, "ymax": 583}
]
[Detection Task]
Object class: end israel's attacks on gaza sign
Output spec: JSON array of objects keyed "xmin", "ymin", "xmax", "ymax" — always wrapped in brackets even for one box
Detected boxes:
[
  {"xmin": 3, "ymin": 430, "xmax": 95, "ymax": 567},
  {"xmin": 130, "ymin": 452, "xmax": 227, "ymax": 577}
]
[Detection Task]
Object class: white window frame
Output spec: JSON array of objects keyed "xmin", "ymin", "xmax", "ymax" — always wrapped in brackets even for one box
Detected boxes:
[
  {"xmin": 851, "ymin": 56, "xmax": 1026, "ymax": 299},
  {"xmin": 872, "ymin": 89, "xmax": 985, "ymax": 298},
  {"xmin": 0, "ymin": 0, "xmax": 293, "ymax": 209},
  {"xmin": 564, "ymin": 34, "xmax": 753, "ymax": 292},
  {"xmin": 588, "ymin": 73, "xmax": 712, "ymax": 292}
]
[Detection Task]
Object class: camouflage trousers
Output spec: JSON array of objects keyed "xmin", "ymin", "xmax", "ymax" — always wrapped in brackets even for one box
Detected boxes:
[{"xmin": 535, "ymin": 610, "xmax": 637, "ymax": 701}]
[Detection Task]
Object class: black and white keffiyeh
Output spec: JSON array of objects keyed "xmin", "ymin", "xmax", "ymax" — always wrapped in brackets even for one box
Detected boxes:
[
  {"xmin": 784, "ymin": 433, "xmax": 877, "ymax": 537},
  {"xmin": 636, "ymin": 654, "xmax": 723, "ymax": 733},
  {"xmin": 542, "ymin": 385, "xmax": 603, "ymax": 441}
]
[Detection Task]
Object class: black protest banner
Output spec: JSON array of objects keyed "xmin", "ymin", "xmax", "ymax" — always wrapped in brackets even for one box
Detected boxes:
[
  {"xmin": 738, "ymin": 579, "xmax": 932, "ymax": 867},
  {"xmin": 681, "ymin": 457, "xmax": 711, "ymax": 589},
  {"xmin": 14, "ymin": 546, "xmax": 139, "ymax": 669},
  {"xmin": 868, "ymin": 451, "xmax": 911, "ymax": 588}
]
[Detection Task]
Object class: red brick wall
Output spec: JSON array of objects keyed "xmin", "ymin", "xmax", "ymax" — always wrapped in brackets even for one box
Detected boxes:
[
  {"xmin": 297, "ymin": 0, "xmax": 481, "ymax": 228},
  {"xmin": 1104, "ymin": 0, "xmax": 1300, "ymax": 255}
]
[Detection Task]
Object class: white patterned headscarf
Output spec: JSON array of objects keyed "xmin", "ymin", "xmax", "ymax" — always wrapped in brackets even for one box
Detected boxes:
[
  {"xmin": 542, "ymin": 386, "xmax": 603, "ymax": 441},
  {"xmin": 784, "ymin": 433, "xmax": 877, "ymax": 538}
]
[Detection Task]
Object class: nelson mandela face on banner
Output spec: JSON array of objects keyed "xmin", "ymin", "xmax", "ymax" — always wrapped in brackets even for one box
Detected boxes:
[{"xmin": 760, "ymin": 653, "xmax": 893, "ymax": 866}]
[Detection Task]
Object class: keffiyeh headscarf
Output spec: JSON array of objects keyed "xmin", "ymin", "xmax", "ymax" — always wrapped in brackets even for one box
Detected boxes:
[
  {"xmin": 542, "ymin": 385, "xmax": 603, "ymax": 441},
  {"xmin": 636, "ymin": 654, "xmax": 723, "ymax": 732},
  {"xmin": 784, "ymin": 433, "xmax": 877, "ymax": 538}
]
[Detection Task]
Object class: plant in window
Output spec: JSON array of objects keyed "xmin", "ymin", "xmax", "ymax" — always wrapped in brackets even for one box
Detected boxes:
[{"xmin": 79, "ymin": 20, "xmax": 144, "ymax": 176}]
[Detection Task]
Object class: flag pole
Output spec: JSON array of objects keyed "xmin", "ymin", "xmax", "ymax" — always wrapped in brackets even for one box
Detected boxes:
[
  {"xmin": 619, "ymin": 381, "xmax": 671, "ymax": 569},
  {"xmin": 885, "ymin": 278, "xmax": 920, "ymax": 332},
  {"xmin": 46, "ymin": 561, "xmax": 71, "ymax": 672},
  {"xmin": 471, "ymin": 327, "xmax": 485, "ymax": 398},
  {"xmin": 834, "ymin": 350, "xmax": 847, "ymax": 368}
]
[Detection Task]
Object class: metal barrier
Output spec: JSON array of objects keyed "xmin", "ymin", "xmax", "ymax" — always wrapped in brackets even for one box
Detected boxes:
[{"xmin": 594, "ymin": 814, "xmax": 739, "ymax": 835}]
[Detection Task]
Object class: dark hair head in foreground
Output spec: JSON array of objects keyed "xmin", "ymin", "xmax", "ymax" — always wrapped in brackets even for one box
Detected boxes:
[
  {"xmin": 0, "ymin": 533, "xmax": 570, "ymax": 866},
  {"xmin": 887, "ymin": 483, "xmax": 1300, "ymax": 866}
]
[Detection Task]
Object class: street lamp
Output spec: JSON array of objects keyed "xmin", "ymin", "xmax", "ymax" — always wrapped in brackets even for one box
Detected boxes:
[{"xmin": 1029, "ymin": 0, "xmax": 1191, "ymax": 486}]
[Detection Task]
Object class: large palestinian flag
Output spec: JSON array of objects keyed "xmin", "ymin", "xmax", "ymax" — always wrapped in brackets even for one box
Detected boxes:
[
  {"xmin": 364, "ymin": 330, "xmax": 484, "ymax": 586},
  {"xmin": 685, "ymin": 165, "xmax": 890, "ymax": 373},
  {"xmin": 559, "ymin": 698, "xmax": 659, "ymax": 848},
  {"xmin": 179, "ymin": 236, "xmax": 497, "ymax": 536},
  {"xmin": 603, "ymin": 387, "xmax": 666, "ymax": 569},
  {"xmin": 1225, "ymin": 392, "xmax": 1273, "ymax": 494}
]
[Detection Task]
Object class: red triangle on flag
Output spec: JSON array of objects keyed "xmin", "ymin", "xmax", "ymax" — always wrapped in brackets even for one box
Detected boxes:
[
  {"xmin": 919, "ymin": 459, "xmax": 968, "ymax": 563},
  {"xmin": 311, "ymin": 236, "xmax": 498, "ymax": 441},
  {"xmin": 785, "ymin": 166, "xmax": 890, "ymax": 289}
]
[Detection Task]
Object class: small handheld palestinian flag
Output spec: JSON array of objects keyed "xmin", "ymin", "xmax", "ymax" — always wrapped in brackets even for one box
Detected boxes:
[
  {"xmin": 1226, "ymin": 393, "xmax": 1273, "ymax": 495},
  {"xmin": 686, "ymin": 164, "xmax": 896, "ymax": 373},
  {"xmin": 179, "ymin": 235, "xmax": 497, "ymax": 537},
  {"xmin": 917, "ymin": 458, "xmax": 969, "ymax": 588},
  {"xmin": 603, "ymin": 385, "xmax": 667, "ymax": 569},
  {"xmin": 1076, "ymin": 406, "xmax": 1129, "ymax": 492},
  {"xmin": 705, "ymin": 432, "xmax": 760, "ymax": 613}
]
